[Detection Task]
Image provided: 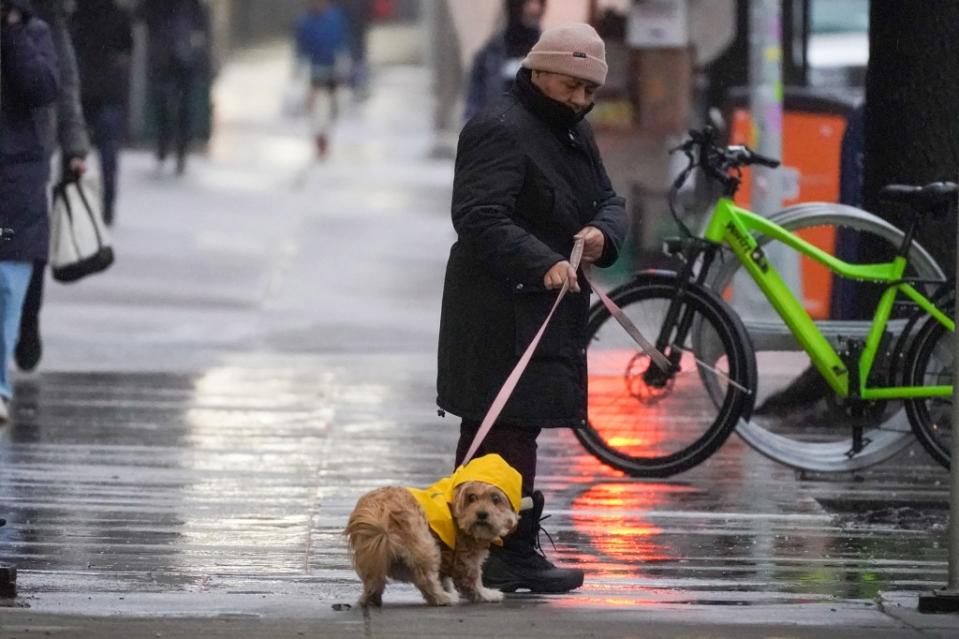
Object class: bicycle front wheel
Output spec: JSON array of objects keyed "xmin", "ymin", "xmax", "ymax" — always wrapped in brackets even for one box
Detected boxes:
[
  {"xmin": 904, "ymin": 311, "xmax": 954, "ymax": 470},
  {"xmin": 579, "ymin": 273, "xmax": 756, "ymax": 477}
]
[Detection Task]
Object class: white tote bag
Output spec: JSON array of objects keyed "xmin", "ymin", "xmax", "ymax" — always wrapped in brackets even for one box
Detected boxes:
[{"xmin": 49, "ymin": 175, "xmax": 114, "ymax": 283}]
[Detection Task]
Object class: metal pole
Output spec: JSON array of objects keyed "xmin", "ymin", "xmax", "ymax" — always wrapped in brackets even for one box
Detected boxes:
[
  {"xmin": 0, "ymin": 13, "xmax": 16, "ymax": 601},
  {"xmin": 918, "ymin": 186, "xmax": 959, "ymax": 612},
  {"xmin": 749, "ymin": 0, "xmax": 783, "ymax": 219},
  {"xmin": 734, "ymin": 0, "xmax": 798, "ymax": 316},
  {"xmin": 949, "ymin": 240, "xmax": 959, "ymax": 591}
]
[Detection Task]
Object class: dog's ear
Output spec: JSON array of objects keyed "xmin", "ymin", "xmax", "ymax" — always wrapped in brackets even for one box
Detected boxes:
[
  {"xmin": 451, "ymin": 483, "xmax": 469, "ymax": 520},
  {"xmin": 499, "ymin": 489, "xmax": 520, "ymax": 535}
]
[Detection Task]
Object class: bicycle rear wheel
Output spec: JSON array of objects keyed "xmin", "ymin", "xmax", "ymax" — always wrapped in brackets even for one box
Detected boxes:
[
  {"xmin": 579, "ymin": 272, "xmax": 756, "ymax": 477},
  {"xmin": 904, "ymin": 310, "xmax": 954, "ymax": 470},
  {"xmin": 707, "ymin": 203, "xmax": 946, "ymax": 472}
]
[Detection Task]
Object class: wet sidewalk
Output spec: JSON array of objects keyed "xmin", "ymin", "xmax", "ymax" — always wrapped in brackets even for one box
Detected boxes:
[{"xmin": 2, "ymin": 37, "xmax": 959, "ymax": 639}]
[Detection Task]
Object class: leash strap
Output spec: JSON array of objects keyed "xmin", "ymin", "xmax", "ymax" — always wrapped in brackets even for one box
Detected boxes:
[
  {"xmin": 461, "ymin": 239, "xmax": 670, "ymax": 464},
  {"xmin": 462, "ymin": 240, "xmax": 584, "ymax": 464},
  {"xmin": 581, "ymin": 271, "xmax": 672, "ymax": 372}
]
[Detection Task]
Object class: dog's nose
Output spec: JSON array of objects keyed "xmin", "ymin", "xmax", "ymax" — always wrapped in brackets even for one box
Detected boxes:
[{"xmin": 476, "ymin": 510, "xmax": 488, "ymax": 520}]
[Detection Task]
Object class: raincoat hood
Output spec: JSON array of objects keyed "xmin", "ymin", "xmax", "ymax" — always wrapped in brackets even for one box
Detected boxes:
[{"xmin": 406, "ymin": 454, "xmax": 522, "ymax": 549}]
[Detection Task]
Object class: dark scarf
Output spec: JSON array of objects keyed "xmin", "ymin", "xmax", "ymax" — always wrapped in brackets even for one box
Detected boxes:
[{"xmin": 513, "ymin": 67, "xmax": 592, "ymax": 133}]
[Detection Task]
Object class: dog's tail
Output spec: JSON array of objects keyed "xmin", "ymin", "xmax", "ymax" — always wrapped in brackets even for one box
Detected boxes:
[{"xmin": 344, "ymin": 495, "xmax": 395, "ymax": 582}]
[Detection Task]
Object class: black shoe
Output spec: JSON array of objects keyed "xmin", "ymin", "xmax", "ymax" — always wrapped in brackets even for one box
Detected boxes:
[
  {"xmin": 482, "ymin": 491, "xmax": 584, "ymax": 593},
  {"xmin": 14, "ymin": 331, "xmax": 41, "ymax": 372}
]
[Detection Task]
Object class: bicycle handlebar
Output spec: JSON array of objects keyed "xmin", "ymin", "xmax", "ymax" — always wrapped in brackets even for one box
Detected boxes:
[
  {"xmin": 666, "ymin": 127, "xmax": 784, "ymax": 237},
  {"xmin": 723, "ymin": 145, "xmax": 781, "ymax": 169},
  {"xmin": 672, "ymin": 127, "xmax": 781, "ymax": 194}
]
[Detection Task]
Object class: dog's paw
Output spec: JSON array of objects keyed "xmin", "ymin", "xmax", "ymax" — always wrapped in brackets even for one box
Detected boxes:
[
  {"xmin": 431, "ymin": 590, "xmax": 459, "ymax": 606},
  {"xmin": 475, "ymin": 587, "xmax": 504, "ymax": 603}
]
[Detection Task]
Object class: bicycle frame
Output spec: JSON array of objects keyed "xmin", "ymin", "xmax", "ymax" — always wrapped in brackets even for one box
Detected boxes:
[{"xmin": 702, "ymin": 197, "xmax": 955, "ymax": 401}]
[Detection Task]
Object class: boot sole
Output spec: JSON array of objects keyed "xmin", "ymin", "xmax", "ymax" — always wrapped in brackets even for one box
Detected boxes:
[{"xmin": 485, "ymin": 574, "xmax": 585, "ymax": 594}]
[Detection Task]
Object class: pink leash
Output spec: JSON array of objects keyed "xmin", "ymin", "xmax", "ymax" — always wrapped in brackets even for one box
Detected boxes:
[{"xmin": 461, "ymin": 239, "xmax": 671, "ymax": 465}]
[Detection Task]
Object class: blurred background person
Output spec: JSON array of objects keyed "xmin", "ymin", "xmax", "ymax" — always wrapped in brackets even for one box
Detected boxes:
[
  {"xmin": 71, "ymin": 0, "xmax": 133, "ymax": 227},
  {"xmin": 463, "ymin": 0, "xmax": 546, "ymax": 122},
  {"xmin": 14, "ymin": 0, "xmax": 90, "ymax": 374},
  {"xmin": 138, "ymin": 0, "xmax": 212, "ymax": 176},
  {"xmin": 295, "ymin": 0, "xmax": 351, "ymax": 159},
  {"xmin": 0, "ymin": 0, "xmax": 60, "ymax": 420},
  {"xmin": 340, "ymin": 0, "xmax": 371, "ymax": 100}
]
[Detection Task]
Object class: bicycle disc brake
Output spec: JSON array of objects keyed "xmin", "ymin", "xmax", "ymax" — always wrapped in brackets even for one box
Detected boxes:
[{"xmin": 625, "ymin": 352, "xmax": 675, "ymax": 403}]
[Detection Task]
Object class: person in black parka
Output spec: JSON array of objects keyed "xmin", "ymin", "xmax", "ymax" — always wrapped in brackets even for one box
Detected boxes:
[
  {"xmin": 438, "ymin": 23, "xmax": 627, "ymax": 593},
  {"xmin": 464, "ymin": 0, "xmax": 546, "ymax": 122},
  {"xmin": 14, "ymin": 0, "xmax": 90, "ymax": 375},
  {"xmin": 0, "ymin": 0, "xmax": 59, "ymax": 422},
  {"xmin": 71, "ymin": 0, "xmax": 134, "ymax": 227},
  {"xmin": 138, "ymin": 0, "xmax": 211, "ymax": 175}
]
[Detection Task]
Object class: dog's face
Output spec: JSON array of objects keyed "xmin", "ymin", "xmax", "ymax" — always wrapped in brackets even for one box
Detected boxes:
[{"xmin": 451, "ymin": 481, "xmax": 519, "ymax": 543}]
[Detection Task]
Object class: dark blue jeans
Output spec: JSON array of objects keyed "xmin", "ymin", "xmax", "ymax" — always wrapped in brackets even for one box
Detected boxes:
[{"xmin": 87, "ymin": 102, "xmax": 126, "ymax": 225}]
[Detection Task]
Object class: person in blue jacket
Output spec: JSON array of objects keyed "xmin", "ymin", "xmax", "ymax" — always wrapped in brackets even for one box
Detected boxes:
[
  {"xmin": 295, "ymin": 0, "xmax": 351, "ymax": 158},
  {"xmin": 0, "ymin": 0, "xmax": 59, "ymax": 423}
]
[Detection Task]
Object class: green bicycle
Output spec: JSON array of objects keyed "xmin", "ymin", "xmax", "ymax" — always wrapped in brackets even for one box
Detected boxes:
[{"xmin": 579, "ymin": 127, "xmax": 955, "ymax": 477}]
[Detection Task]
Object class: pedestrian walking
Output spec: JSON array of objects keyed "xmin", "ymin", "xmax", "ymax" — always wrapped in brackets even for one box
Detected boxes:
[
  {"xmin": 340, "ymin": 0, "xmax": 372, "ymax": 99},
  {"xmin": 438, "ymin": 24, "xmax": 627, "ymax": 593},
  {"xmin": 0, "ymin": 0, "xmax": 60, "ymax": 422},
  {"xmin": 295, "ymin": 0, "xmax": 351, "ymax": 159},
  {"xmin": 463, "ymin": 0, "xmax": 546, "ymax": 122},
  {"xmin": 71, "ymin": 0, "xmax": 133, "ymax": 227},
  {"xmin": 137, "ymin": 0, "xmax": 211, "ymax": 175},
  {"xmin": 14, "ymin": 0, "xmax": 90, "ymax": 374}
]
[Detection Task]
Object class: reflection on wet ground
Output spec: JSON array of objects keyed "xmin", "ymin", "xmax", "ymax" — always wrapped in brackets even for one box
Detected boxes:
[{"xmin": 0, "ymin": 354, "xmax": 949, "ymax": 615}]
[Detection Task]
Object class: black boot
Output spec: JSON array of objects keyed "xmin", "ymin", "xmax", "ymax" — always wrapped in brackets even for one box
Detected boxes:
[
  {"xmin": 482, "ymin": 490, "xmax": 584, "ymax": 593},
  {"xmin": 14, "ymin": 326, "xmax": 41, "ymax": 372}
]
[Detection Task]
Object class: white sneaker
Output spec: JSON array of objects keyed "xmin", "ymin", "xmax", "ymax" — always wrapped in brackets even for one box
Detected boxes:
[{"xmin": 0, "ymin": 399, "xmax": 9, "ymax": 425}]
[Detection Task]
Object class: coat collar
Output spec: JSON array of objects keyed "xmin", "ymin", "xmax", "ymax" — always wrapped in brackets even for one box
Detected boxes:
[{"xmin": 512, "ymin": 68, "xmax": 593, "ymax": 134}]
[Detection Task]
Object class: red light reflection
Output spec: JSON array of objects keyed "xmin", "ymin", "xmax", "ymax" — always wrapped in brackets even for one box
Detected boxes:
[
  {"xmin": 546, "ymin": 482, "xmax": 695, "ymax": 608},
  {"xmin": 588, "ymin": 349, "xmax": 728, "ymax": 458},
  {"xmin": 571, "ymin": 482, "xmax": 689, "ymax": 564}
]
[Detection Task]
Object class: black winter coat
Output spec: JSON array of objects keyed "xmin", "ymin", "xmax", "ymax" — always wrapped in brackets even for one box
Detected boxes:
[
  {"xmin": 437, "ymin": 69, "xmax": 628, "ymax": 429},
  {"xmin": 138, "ymin": 0, "xmax": 211, "ymax": 77},
  {"xmin": 72, "ymin": 0, "xmax": 134, "ymax": 109},
  {"xmin": 0, "ymin": 16, "xmax": 59, "ymax": 262}
]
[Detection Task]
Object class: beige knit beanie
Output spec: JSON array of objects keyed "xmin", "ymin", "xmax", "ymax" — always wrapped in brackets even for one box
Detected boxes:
[{"xmin": 521, "ymin": 23, "xmax": 608, "ymax": 86}]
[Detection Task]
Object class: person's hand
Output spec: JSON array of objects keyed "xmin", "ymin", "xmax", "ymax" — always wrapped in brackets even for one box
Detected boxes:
[
  {"xmin": 574, "ymin": 225, "xmax": 606, "ymax": 265},
  {"xmin": 543, "ymin": 260, "xmax": 580, "ymax": 293},
  {"xmin": 68, "ymin": 156, "xmax": 87, "ymax": 179},
  {"xmin": 4, "ymin": 7, "xmax": 22, "ymax": 25}
]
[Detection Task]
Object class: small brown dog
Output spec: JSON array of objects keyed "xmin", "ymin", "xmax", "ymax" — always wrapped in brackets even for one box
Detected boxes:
[{"xmin": 345, "ymin": 454, "xmax": 522, "ymax": 606}]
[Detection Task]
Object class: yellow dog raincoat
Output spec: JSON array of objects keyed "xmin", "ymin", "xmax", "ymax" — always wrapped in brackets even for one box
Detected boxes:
[{"xmin": 406, "ymin": 453, "xmax": 522, "ymax": 549}]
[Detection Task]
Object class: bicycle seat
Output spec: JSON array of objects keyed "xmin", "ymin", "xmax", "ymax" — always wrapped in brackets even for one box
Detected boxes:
[{"xmin": 879, "ymin": 181, "xmax": 958, "ymax": 215}]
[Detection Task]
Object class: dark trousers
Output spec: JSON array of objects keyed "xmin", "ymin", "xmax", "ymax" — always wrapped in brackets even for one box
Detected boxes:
[
  {"xmin": 152, "ymin": 69, "xmax": 195, "ymax": 167},
  {"xmin": 86, "ymin": 102, "xmax": 126, "ymax": 225},
  {"xmin": 18, "ymin": 261, "xmax": 44, "ymax": 341},
  {"xmin": 455, "ymin": 420, "xmax": 541, "ymax": 497}
]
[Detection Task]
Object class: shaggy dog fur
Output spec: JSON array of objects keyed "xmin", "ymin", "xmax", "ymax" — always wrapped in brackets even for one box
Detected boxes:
[{"xmin": 345, "ymin": 482, "xmax": 519, "ymax": 606}]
